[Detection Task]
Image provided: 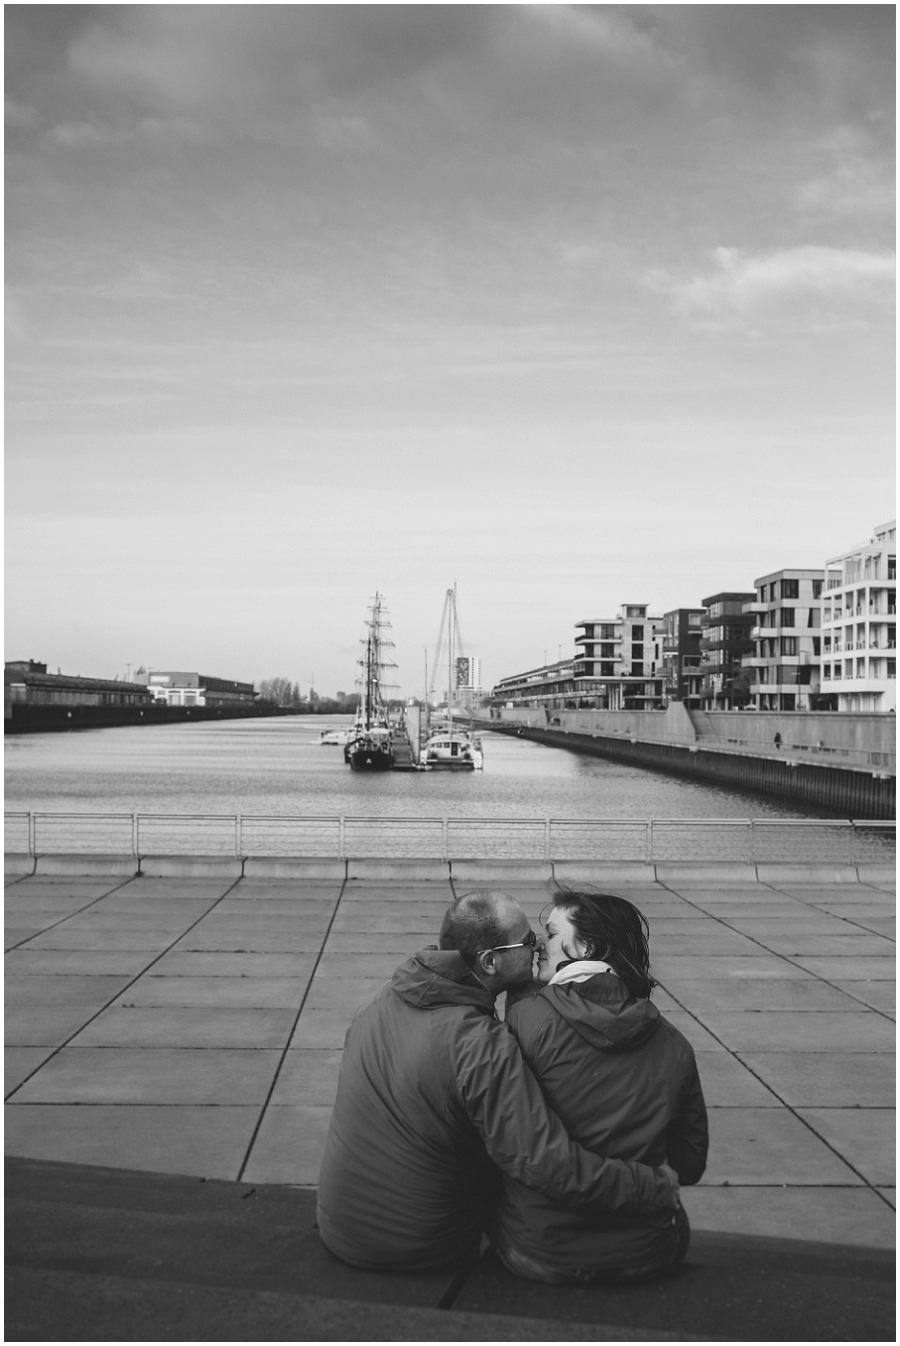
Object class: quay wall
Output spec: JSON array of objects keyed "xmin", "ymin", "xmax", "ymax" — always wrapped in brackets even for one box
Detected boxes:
[
  {"xmin": 4, "ymin": 703, "xmax": 288, "ymax": 734},
  {"xmin": 483, "ymin": 712, "xmax": 895, "ymax": 818},
  {"xmin": 489, "ymin": 706, "xmax": 896, "ymax": 757}
]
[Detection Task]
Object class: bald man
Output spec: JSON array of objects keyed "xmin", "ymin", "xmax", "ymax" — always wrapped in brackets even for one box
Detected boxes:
[{"xmin": 316, "ymin": 890, "xmax": 679, "ymax": 1271}]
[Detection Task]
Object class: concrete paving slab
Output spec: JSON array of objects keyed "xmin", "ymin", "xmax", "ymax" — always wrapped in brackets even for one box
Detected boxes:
[
  {"xmin": 228, "ymin": 883, "xmax": 343, "ymax": 901},
  {"xmin": 4, "ymin": 893, "xmax": 108, "ymax": 914},
  {"xmin": 316, "ymin": 952, "xmax": 411, "ymax": 979},
  {"xmin": 6, "ymin": 927, "xmax": 54, "ymax": 947},
  {"xmin": 738, "ymin": 1051, "xmax": 895, "ymax": 1107},
  {"xmin": 289, "ymin": 1010, "xmax": 353, "ymax": 1049},
  {"xmin": 4, "ymin": 1104, "xmax": 261, "ymax": 1179},
  {"xmin": 766, "ymin": 883, "xmax": 888, "ymax": 900},
  {"xmin": 268, "ymin": 1049, "xmax": 344, "ymax": 1105},
  {"xmin": 187, "ymin": 911, "xmax": 333, "ymax": 932},
  {"xmin": 756, "ymin": 865, "xmax": 861, "ymax": 884},
  {"xmin": 241, "ymin": 1104, "xmax": 332, "ymax": 1184},
  {"xmin": 5, "ymin": 877, "xmax": 129, "ymax": 893},
  {"xmin": 680, "ymin": 1184, "xmax": 895, "ymax": 1248},
  {"xmin": 699, "ymin": 1108, "xmax": 863, "ymax": 1185},
  {"xmin": 349, "ymin": 860, "xmax": 452, "ymax": 881},
  {"xmin": 654, "ymin": 955, "xmax": 813, "ymax": 980},
  {"xmin": 691, "ymin": 1052, "xmax": 780, "ymax": 1108},
  {"xmin": 666, "ymin": 978, "xmax": 867, "ymax": 1013},
  {"xmin": 5, "ymin": 974, "xmax": 131, "ymax": 1006},
  {"xmin": 213, "ymin": 897, "xmax": 337, "ymax": 917},
  {"xmin": 323, "ymin": 931, "xmax": 429, "ymax": 954},
  {"xmin": 645, "ymin": 931, "xmax": 770, "ymax": 956},
  {"xmin": 35, "ymin": 855, "xmax": 138, "ymax": 877},
  {"xmin": 655, "ymin": 865, "xmax": 760, "ymax": 884},
  {"xmin": 150, "ymin": 950, "xmax": 318, "ymax": 977},
  {"xmin": 842, "ymin": 915, "xmax": 895, "ymax": 937},
  {"xmin": 720, "ymin": 914, "xmax": 856, "ymax": 936},
  {"xmin": 338, "ymin": 884, "xmax": 453, "ymax": 903},
  {"xmin": 654, "ymin": 1011, "xmax": 725, "ymax": 1052},
  {"xmin": 71, "ymin": 1006, "xmax": 297, "ymax": 1049},
  {"xmin": 813, "ymin": 901, "xmax": 896, "ymax": 918},
  {"xmin": 4, "ymin": 855, "xmax": 34, "ymax": 877},
  {"xmin": 8, "ymin": 1048, "xmax": 281, "ymax": 1105},
  {"xmin": 550, "ymin": 864, "xmax": 657, "ymax": 884},
  {"xmin": 121, "ymin": 878, "xmax": 238, "ymax": 895},
  {"xmin": 22, "ymin": 928, "xmax": 182, "ymax": 951},
  {"xmin": 875, "ymin": 1186, "xmax": 894, "ymax": 1207},
  {"xmin": 701, "ymin": 1011, "xmax": 895, "ymax": 1053},
  {"xmin": 746, "ymin": 932, "xmax": 893, "ymax": 957},
  {"xmin": 5, "ymin": 1047, "xmax": 55, "ymax": 1095},
  {"xmin": 451, "ymin": 861, "xmax": 553, "ymax": 883},
  {"xmin": 329, "ymin": 905, "xmax": 450, "ymax": 933},
  {"xmin": 797, "ymin": 1108, "xmax": 895, "ymax": 1186},
  {"xmin": 4, "ymin": 911, "xmax": 76, "ymax": 936},
  {"xmin": 51, "ymin": 911, "xmax": 205, "ymax": 933},
  {"xmin": 5, "ymin": 1005, "xmax": 101, "ymax": 1047},
  {"xmin": 171, "ymin": 927, "xmax": 327, "ymax": 953},
  {"xmin": 120, "ymin": 975, "xmax": 312, "ymax": 1009},
  {"xmin": 672, "ymin": 899, "xmax": 812, "ymax": 917},
  {"xmin": 4, "ymin": 949, "xmax": 159, "ymax": 977},
  {"xmin": 303, "ymin": 977, "xmax": 386, "ymax": 1011},
  {"xmin": 790, "ymin": 955, "xmax": 896, "ymax": 980},
  {"xmin": 832, "ymin": 980, "xmax": 895, "ymax": 1013}
]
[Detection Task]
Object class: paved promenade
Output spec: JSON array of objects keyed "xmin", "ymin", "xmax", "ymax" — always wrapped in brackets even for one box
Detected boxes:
[{"xmin": 5, "ymin": 856, "xmax": 894, "ymax": 1248}]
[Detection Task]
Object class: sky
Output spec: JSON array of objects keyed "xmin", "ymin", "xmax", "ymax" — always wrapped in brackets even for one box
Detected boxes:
[{"xmin": 5, "ymin": 4, "xmax": 895, "ymax": 698}]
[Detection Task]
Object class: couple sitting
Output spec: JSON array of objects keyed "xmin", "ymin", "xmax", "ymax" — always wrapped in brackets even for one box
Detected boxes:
[{"xmin": 317, "ymin": 887, "xmax": 708, "ymax": 1284}]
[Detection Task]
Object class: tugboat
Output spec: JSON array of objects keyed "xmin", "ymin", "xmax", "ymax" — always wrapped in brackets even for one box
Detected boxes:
[
  {"xmin": 345, "ymin": 593, "xmax": 396, "ymax": 772},
  {"xmin": 422, "ymin": 586, "xmax": 484, "ymax": 770}
]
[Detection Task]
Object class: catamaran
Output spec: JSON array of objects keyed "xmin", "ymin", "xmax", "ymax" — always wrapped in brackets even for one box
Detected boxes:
[
  {"xmin": 422, "ymin": 586, "xmax": 484, "ymax": 770},
  {"xmin": 345, "ymin": 593, "xmax": 396, "ymax": 772}
]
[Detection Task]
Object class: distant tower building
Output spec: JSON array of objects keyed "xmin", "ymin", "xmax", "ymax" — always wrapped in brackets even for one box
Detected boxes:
[{"xmin": 454, "ymin": 655, "xmax": 483, "ymax": 710}]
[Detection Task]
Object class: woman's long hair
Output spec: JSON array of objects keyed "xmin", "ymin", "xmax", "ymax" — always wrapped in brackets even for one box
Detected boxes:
[{"xmin": 550, "ymin": 887, "xmax": 656, "ymax": 1000}]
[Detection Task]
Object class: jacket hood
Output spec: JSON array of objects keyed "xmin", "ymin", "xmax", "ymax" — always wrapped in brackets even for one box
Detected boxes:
[
  {"xmin": 391, "ymin": 948, "xmax": 494, "ymax": 1014},
  {"xmin": 542, "ymin": 972, "xmax": 660, "ymax": 1052}
]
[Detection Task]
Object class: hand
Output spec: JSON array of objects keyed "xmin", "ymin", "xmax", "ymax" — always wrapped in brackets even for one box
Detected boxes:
[{"xmin": 658, "ymin": 1163, "xmax": 681, "ymax": 1205}]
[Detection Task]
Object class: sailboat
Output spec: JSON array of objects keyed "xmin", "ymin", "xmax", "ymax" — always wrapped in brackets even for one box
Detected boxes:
[
  {"xmin": 345, "ymin": 593, "xmax": 396, "ymax": 771},
  {"xmin": 422, "ymin": 586, "xmax": 484, "ymax": 770}
]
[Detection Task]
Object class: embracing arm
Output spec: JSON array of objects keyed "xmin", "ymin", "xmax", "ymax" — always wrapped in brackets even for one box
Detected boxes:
[{"xmin": 456, "ymin": 1022, "xmax": 678, "ymax": 1217}]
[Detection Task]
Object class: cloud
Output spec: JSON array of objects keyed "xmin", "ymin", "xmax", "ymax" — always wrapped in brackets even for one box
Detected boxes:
[{"xmin": 648, "ymin": 245, "xmax": 895, "ymax": 320}]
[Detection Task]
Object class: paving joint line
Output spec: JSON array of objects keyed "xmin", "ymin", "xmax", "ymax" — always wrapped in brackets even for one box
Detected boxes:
[
  {"xmin": 4, "ymin": 875, "xmax": 138, "ymax": 953},
  {"xmin": 653, "ymin": 881, "xmax": 892, "ymax": 1200},
  {"xmin": 235, "ymin": 871, "xmax": 349, "ymax": 1184},
  {"xmin": 4, "ymin": 875, "xmax": 244, "ymax": 1103}
]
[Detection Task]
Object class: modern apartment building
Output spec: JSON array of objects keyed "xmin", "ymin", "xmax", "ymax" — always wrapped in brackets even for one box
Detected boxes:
[
  {"xmin": 661, "ymin": 608, "xmax": 705, "ymax": 707},
  {"xmin": 744, "ymin": 571, "xmax": 824, "ymax": 711},
  {"xmin": 821, "ymin": 520, "xmax": 896, "ymax": 712},
  {"xmin": 699, "ymin": 593, "xmax": 756, "ymax": 709},
  {"xmin": 571, "ymin": 604, "xmax": 666, "ymax": 709}
]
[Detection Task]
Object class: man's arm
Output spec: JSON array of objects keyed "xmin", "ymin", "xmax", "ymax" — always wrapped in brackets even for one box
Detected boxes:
[{"xmin": 456, "ymin": 1022, "xmax": 678, "ymax": 1216}]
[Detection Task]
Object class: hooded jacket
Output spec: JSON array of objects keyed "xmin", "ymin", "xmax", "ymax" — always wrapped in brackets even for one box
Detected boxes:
[
  {"xmin": 316, "ymin": 950, "xmax": 678, "ymax": 1271},
  {"xmin": 498, "ymin": 966, "xmax": 708, "ymax": 1272}
]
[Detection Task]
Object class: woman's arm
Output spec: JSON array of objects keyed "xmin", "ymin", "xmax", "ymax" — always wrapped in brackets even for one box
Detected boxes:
[{"xmin": 666, "ymin": 1060, "xmax": 709, "ymax": 1185}]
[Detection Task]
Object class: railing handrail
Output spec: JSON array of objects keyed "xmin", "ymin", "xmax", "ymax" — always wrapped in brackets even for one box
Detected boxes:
[{"xmin": 4, "ymin": 810, "xmax": 895, "ymax": 827}]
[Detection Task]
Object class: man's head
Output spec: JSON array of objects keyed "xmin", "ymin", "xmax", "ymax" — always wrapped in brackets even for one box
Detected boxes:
[{"xmin": 439, "ymin": 889, "xmax": 536, "ymax": 996}]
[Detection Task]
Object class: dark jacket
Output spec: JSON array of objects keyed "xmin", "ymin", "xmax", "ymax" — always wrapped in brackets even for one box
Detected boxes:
[
  {"xmin": 316, "ymin": 950, "xmax": 678, "ymax": 1271},
  {"xmin": 499, "ymin": 970, "xmax": 708, "ymax": 1272}
]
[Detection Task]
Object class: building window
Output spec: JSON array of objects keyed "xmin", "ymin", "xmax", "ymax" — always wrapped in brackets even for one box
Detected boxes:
[
  {"xmin": 781, "ymin": 578, "xmax": 799, "ymax": 599},
  {"xmin": 781, "ymin": 637, "xmax": 797, "ymax": 656},
  {"xmin": 888, "ymin": 556, "xmax": 896, "ymax": 581},
  {"xmin": 779, "ymin": 609, "xmax": 795, "ymax": 627},
  {"xmin": 812, "ymin": 580, "xmax": 823, "ymax": 598}
]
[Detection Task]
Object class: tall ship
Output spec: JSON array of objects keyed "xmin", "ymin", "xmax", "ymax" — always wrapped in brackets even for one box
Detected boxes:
[
  {"xmin": 345, "ymin": 593, "xmax": 396, "ymax": 772},
  {"xmin": 422, "ymin": 586, "xmax": 484, "ymax": 770}
]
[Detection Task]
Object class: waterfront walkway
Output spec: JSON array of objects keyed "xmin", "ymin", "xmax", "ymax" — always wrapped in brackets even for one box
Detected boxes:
[{"xmin": 5, "ymin": 856, "xmax": 895, "ymax": 1340}]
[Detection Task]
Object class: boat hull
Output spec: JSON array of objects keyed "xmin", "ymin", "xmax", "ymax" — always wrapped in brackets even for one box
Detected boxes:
[{"xmin": 346, "ymin": 739, "xmax": 394, "ymax": 771}]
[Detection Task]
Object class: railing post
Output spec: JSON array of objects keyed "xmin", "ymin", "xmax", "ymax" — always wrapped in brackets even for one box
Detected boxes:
[
  {"xmin": 647, "ymin": 820, "xmax": 653, "ymax": 864},
  {"xmin": 235, "ymin": 815, "xmax": 242, "ymax": 858},
  {"xmin": 28, "ymin": 811, "xmax": 35, "ymax": 857},
  {"xmin": 748, "ymin": 819, "xmax": 755, "ymax": 864},
  {"xmin": 545, "ymin": 817, "xmax": 551, "ymax": 863},
  {"xmin": 131, "ymin": 813, "xmax": 138, "ymax": 859},
  {"xmin": 338, "ymin": 816, "xmax": 345, "ymax": 861},
  {"xmin": 442, "ymin": 817, "xmax": 449, "ymax": 863}
]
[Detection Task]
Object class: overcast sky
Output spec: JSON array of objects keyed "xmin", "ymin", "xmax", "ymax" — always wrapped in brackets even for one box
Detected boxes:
[{"xmin": 6, "ymin": 4, "xmax": 895, "ymax": 697}]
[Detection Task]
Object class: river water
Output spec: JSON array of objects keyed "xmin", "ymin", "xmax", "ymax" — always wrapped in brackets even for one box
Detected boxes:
[{"xmin": 5, "ymin": 715, "xmax": 839, "ymax": 820}]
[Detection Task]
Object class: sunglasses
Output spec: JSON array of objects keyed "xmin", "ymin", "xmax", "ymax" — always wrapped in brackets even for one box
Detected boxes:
[{"xmin": 482, "ymin": 930, "xmax": 538, "ymax": 954}]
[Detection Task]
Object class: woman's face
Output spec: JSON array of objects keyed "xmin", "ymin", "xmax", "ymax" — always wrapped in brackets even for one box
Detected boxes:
[{"xmin": 537, "ymin": 905, "xmax": 586, "ymax": 984}]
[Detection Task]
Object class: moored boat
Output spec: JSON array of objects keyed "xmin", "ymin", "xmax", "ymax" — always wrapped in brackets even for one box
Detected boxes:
[
  {"xmin": 346, "ymin": 594, "xmax": 396, "ymax": 772},
  {"xmin": 422, "ymin": 586, "xmax": 484, "ymax": 771}
]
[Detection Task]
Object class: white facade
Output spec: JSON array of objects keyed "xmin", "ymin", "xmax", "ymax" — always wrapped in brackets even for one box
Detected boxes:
[
  {"xmin": 821, "ymin": 520, "xmax": 896, "ymax": 712},
  {"xmin": 744, "ymin": 571, "xmax": 823, "ymax": 711},
  {"xmin": 573, "ymin": 604, "xmax": 665, "ymax": 709}
]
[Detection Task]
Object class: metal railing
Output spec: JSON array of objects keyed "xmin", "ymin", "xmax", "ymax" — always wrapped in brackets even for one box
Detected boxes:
[{"xmin": 3, "ymin": 812, "xmax": 895, "ymax": 864}]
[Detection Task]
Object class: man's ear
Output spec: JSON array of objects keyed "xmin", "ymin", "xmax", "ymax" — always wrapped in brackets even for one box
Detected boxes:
[{"xmin": 475, "ymin": 949, "xmax": 498, "ymax": 978}]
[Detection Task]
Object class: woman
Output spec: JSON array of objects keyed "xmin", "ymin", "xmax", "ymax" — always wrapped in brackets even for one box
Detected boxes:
[{"xmin": 496, "ymin": 888, "xmax": 708, "ymax": 1285}]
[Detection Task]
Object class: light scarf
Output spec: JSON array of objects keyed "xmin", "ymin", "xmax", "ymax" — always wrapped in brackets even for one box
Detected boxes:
[{"xmin": 548, "ymin": 958, "xmax": 613, "ymax": 987}]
